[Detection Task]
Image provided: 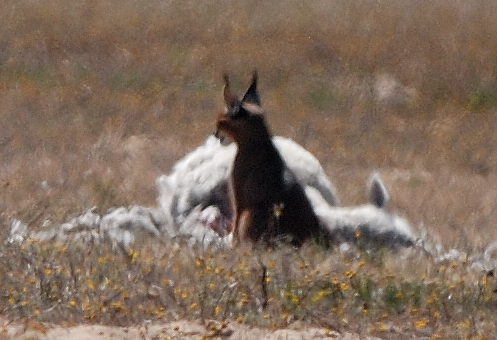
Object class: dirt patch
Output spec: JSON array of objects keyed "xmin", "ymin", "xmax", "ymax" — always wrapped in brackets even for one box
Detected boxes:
[{"xmin": 1, "ymin": 318, "xmax": 381, "ymax": 340}]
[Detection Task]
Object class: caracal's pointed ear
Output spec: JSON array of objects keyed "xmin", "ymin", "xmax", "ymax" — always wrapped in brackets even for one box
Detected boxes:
[
  {"xmin": 223, "ymin": 74, "xmax": 239, "ymax": 113},
  {"xmin": 368, "ymin": 172, "xmax": 389, "ymax": 208},
  {"xmin": 241, "ymin": 70, "xmax": 260, "ymax": 106}
]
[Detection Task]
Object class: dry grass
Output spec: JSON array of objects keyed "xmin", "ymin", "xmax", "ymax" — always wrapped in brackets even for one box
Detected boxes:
[
  {"xmin": 1, "ymin": 238, "xmax": 496, "ymax": 338},
  {"xmin": 1, "ymin": 0, "xmax": 497, "ymax": 338}
]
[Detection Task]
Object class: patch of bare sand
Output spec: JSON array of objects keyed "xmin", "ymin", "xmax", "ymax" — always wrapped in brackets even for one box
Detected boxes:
[{"xmin": 0, "ymin": 318, "xmax": 382, "ymax": 340}]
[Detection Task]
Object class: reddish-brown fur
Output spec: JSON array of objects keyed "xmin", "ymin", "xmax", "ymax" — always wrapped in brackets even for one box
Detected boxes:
[{"xmin": 216, "ymin": 72, "xmax": 322, "ymax": 246}]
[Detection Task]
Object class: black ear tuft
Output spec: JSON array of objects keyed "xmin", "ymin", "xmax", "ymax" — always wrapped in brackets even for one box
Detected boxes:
[
  {"xmin": 223, "ymin": 74, "xmax": 231, "ymax": 90},
  {"xmin": 242, "ymin": 70, "xmax": 261, "ymax": 106},
  {"xmin": 223, "ymin": 74, "xmax": 241, "ymax": 115}
]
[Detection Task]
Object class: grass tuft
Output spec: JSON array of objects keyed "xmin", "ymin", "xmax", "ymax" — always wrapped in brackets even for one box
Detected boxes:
[{"xmin": 2, "ymin": 239, "xmax": 496, "ymax": 337}]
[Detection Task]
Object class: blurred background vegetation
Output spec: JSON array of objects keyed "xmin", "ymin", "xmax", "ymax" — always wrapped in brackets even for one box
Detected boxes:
[{"xmin": 1, "ymin": 0, "xmax": 497, "ymax": 250}]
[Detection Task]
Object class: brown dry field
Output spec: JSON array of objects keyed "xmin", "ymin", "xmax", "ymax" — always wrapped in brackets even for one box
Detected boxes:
[{"xmin": 1, "ymin": 0, "xmax": 497, "ymax": 338}]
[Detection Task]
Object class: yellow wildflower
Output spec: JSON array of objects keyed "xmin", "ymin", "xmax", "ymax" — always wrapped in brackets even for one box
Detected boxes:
[{"xmin": 415, "ymin": 319, "xmax": 428, "ymax": 329}]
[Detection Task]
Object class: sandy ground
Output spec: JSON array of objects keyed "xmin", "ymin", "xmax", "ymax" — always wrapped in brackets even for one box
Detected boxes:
[{"xmin": 0, "ymin": 318, "xmax": 382, "ymax": 340}]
